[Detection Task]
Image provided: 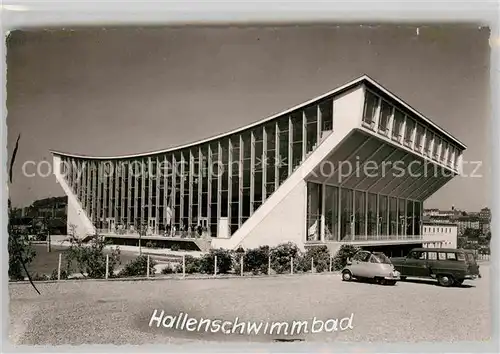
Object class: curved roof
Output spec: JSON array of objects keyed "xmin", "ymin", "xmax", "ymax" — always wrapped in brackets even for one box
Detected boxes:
[{"xmin": 50, "ymin": 75, "xmax": 467, "ymax": 160}]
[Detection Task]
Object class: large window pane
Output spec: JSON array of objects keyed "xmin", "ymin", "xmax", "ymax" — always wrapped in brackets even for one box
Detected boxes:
[
  {"xmin": 398, "ymin": 198, "xmax": 406, "ymax": 237},
  {"xmin": 414, "ymin": 201, "xmax": 422, "ymax": 236},
  {"xmin": 306, "ymin": 182, "xmax": 322, "ymax": 241},
  {"xmin": 432, "ymin": 136, "xmax": 440, "ymax": 160},
  {"xmin": 404, "ymin": 118, "xmax": 415, "ymax": 146},
  {"xmin": 389, "ymin": 196, "xmax": 397, "ymax": 235},
  {"xmin": 320, "ymin": 99, "xmax": 333, "ymax": 132},
  {"xmin": 305, "ymin": 105, "xmax": 318, "ymax": 153},
  {"xmin": 277, "ymin": 116, "xmax": 289, "ymax": 184},
  {"xmin": 324, "ymin": 185, "xmax": 339, "ymax": 241},
  {"xmin": 354, "ymin": 190, "xmax": 366, "ymax": 236},
  {"xmin": 406, "ymin": 199, "xmax": 414, "ymax": 236},
  {"xmin": 367, "ymin": 193, "xmax": 377, "ymax": 238},
  {"xmin": 291, "ymin": 112, "xmax": 303, "ymax": 170},
  {"xmin": 424, "ymin": 132, "xmax": 433, "ymax": 156},
  {"xmin": 362, "ymin": 91, "xmax": 379, "ymax": 127},
  {"xmin": 378, "ymin": 100, "xmax": 392, "ymax": 135},
  {"xmin": 415, "ymin": 124, "xmax": 425, "ymax": 151},
  {"xmin": 392, "ymin": 109, "xmax": 405, "ymax": 141},
  {"xmin": 265, "ymin": 123, "xmax": 276, "ymax": 197},
  {"xmin": 379, "ymin": 195, "xmax": 388, "ymax": 235},
  {"xmin": 440, "ymin": 141, "xmax": 448, "ymax": 163},
  {"xmin": 340, "ymin": 188, "xmax": 353, "ymax": 240}
]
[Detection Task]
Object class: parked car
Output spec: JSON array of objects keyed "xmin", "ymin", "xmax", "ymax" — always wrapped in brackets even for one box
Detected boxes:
[
  {"xmin": 390, "ymin": 248, "xmax": 481, "ymax": 287},
  {"xmin": 342, "ymin": 250, "xmax": 400, "ymax": 285}
]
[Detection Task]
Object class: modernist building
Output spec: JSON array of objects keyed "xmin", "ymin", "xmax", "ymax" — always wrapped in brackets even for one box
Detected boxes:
[{"xmin": 51, "ymin": 75, "xmax": 466, "ymax": 254}]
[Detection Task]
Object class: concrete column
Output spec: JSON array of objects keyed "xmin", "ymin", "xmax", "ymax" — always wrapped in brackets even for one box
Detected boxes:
[
  {"xmin": 302, "ymin": 111, "xmax": 307, "ymax": 158},
  {"xmin": 262, "ymin": 127, "xmax": 267, "ymax": 203},
  {"xmin": 217, "ymin": 142, "xmax": 222, "ymax": 226},
  {"xmin": 250, "ymin": 132, "xmax": 255, "ymax": 215},
  {"xmin": 317, "ymin": 104, "xmax": 322, "ymax": 144},
  {"xmin": 228, "ymin": 139, "xmax": 233, "ymax": 225},
  {"xmin": 171, "ymin": 155, "xmax": 176, "ymax": 227},
  {"xmin": 188, "ymin": 150, "xmax": 194, "ymax": 227},
  {"xmin": 122, "ymin": 161, "xmax": 127, "ymax": 225},
  {"xmin": 288, "ymin": 116, "xmax": 293, "ymax": 176},
  {"xmin": 179, "ymin": 153, "xmax": 185, "ymax": 225},
  {"xmin": 274, "ymin": 121, "xmax": 279, "ymax": 191},
  {"xmin": 127, "ymin": 160, "xmax": 132, "ymax": 228},
  {"xmin": 238, "ymin": 135, "xmax": 243, "ymax": 227}
]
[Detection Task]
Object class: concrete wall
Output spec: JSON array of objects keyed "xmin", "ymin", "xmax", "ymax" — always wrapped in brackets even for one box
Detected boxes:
[
  {"xmin": 422, "ymin": 224, "xmax": 458, "ymax": 248},
  {"xmin": 238, "ymin": 180, "xmax": 307, "ymax": 250},
  {"xmin": 53, "ymin": 155, "xmax": 96, "ymax": 238}
]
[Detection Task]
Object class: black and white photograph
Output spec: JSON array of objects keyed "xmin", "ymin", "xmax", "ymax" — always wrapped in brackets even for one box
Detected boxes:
[{"xmin": 6, "ymin": 23, "xmax": 492, "ymax": 346}]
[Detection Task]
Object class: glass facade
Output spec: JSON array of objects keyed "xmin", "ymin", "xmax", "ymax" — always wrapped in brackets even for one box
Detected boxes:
[
  {"xmin": 306, "ymin": 183, "xmax": 423, "ymax": 242},
  {"xmin": 59, "ymin": 95, "xmax": 336, "ymax": 238}
]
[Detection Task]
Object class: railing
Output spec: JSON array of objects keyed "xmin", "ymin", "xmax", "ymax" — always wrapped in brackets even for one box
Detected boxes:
[
  {"xmin": 340, "ymin": 234, "xmax": 423, "ymax": 242},
  {"xmin": 96, "ymin": 228, "xmax": 209, "ymax": 239}
]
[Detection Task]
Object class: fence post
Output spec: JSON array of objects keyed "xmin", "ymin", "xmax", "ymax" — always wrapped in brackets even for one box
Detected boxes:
[
  {"xmin": 268, "ymin": 255, "xmax": 271, "ymax": 275},
  {"xmin": 105, "ymin": 254, "xmax": 109, "ymax": 280},
  {"xmin": 214, "ymin": 255, "xmax": 218, "ymax": 277},
  {"xmin": 182, "ymin": 254, "xmax": 186, "ymax": 278},
  {"xmin": 147, "ymin": 255, "xmax": 150, "ymax": 278},
  {"xmin": 329, "ymin": 256, "xmax": 332, "ymax": 272},
  {"xmin": 291, "ymin": 257, "xmax": 294, "ymax": 275},
  {"xmin": 57, "ymin": 253, "xmax": 62, "ymax": 280},
  {"xmin": 311, "ymin": 257, "xmax": 314, "ymax": 273},
  {"xmin": 240, "ymin": 256, "xmax": 244, "ymax": 276}
]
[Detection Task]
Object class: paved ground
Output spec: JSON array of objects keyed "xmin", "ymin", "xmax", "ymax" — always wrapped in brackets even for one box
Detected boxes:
[{"xmin": 9, "ymin": 263, "xmax": 491, "ymax": 345}]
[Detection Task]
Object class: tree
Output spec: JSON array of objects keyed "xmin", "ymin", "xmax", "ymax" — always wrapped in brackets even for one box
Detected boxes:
[
  {"xmin": 8, "ymin": 211, "xmax": 36, "ymax": 280},
  {"xmin": 8, "ymin": 134, "xmax": 40, "ymax": 293}
]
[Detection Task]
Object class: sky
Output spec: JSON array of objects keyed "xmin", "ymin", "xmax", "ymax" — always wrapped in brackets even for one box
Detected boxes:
[{"xmin": 6, "ymin": 24, "xmax": 491, "ymax": 211}]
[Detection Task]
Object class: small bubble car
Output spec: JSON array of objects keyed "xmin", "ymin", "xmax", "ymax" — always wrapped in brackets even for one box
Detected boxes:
[{"xmin": 342, "ymin": 250, "xmax": 400, "ymax": 285}]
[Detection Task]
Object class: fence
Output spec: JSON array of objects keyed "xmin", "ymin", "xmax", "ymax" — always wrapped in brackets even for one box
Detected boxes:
[{"xmin": 39, "ymin": 253, "xmax": 338, "ymax": 281}]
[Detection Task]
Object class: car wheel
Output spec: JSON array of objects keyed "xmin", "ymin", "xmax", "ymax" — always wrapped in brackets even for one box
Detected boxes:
[
  {"xmin": 437, "ymin": 274, "xmax": 454, "ymax": 287},
  {"xmin": 342, "ymin": 270, "xmax": 352, "ymax": 282},
  {"xmin": 378, "ymin": 278, "xmax": 387, "ymax": 285}
]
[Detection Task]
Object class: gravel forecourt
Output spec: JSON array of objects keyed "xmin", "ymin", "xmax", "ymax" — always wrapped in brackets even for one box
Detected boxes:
[{"xmin": 8, "ymin": 263, "xmax": 491, "ymax": 345}]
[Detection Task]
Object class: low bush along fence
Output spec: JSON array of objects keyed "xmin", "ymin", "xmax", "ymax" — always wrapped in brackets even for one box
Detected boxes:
[{"xmin": 18, "ymin": 236, "xmax": 361, "ymax": 282}]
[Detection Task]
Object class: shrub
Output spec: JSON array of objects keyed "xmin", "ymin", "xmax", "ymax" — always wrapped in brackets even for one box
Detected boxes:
[
  {"xmin": 50, "ymin": 268, "xmax": 69, "ymax": 280},
  {"xmin": 243, "ymin": 246, "xmax": 270, "ymax": 275},
  {"xmin": 31, "ymin": 272, "xmax": 49, "ymax": 281},
  {"xmin": 171, "ymin": 244, "xmax": 181, "ymax": 252},
  {"xmin": 300, "ymin": 245, "xmax": 331, "ymax": 273},
  {"xmin": 269, "ymin": 242, "xmax": 302, "ymax": 274},
  {"xmin": 65, "ymin": 234, "xmax": 121, "ymax": 279},
  {"xmin": 184, "ymin": 255, "xmax": 202, "ymax": 274},
  {"xmin": 118, "ymin": 255, "xmax": 157, "ymax": 277},
  {"xmin": 199, "ymin": 248, "xmax": 233, "ymax": 274},
  {"xmin": 161, "ymin": 263, "xmax": 182, "ymax": 274},
  {"xmin": 34, "ymin": 233, "xmax": 47, "ymax": 241},
  {"xmin": 145, "ymin": 241, "xmax": 156, "ymax": 249},
  {"xmin": 332, "ymin": 244, "xmax": 361, "ymax": 271}
]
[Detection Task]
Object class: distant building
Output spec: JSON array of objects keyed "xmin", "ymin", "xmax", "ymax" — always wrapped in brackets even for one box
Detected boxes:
[
  {"xmin": 10, "ymin": 196, "xmax": 68, "ymax": 235},
  {"xmin": 456, "ymin": 216, "xmax": 481, "ymax": 234},
  {"xmin": 422, "ymin": 222, "xmax": 458, "ymax": 249},
  {"xmin": 479, "ymin": 207, "xmax": 491, "ymax": 222}
]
